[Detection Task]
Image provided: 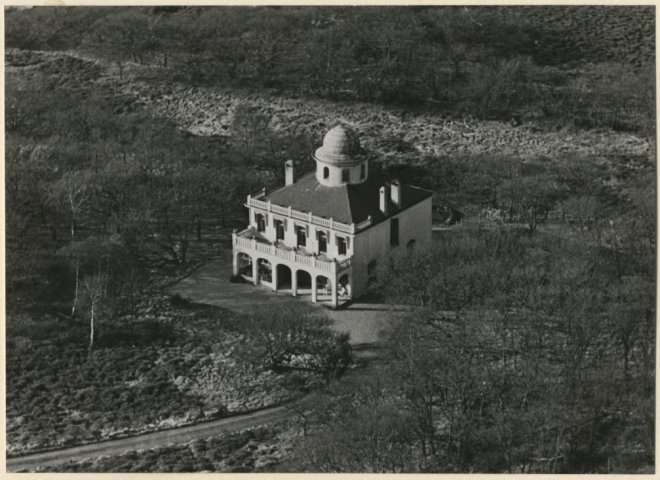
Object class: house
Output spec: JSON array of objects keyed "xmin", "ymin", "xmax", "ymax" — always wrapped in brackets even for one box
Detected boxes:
[{"xmin": 231, "ymin": 124, "xmax": 433, "ymax": 308}]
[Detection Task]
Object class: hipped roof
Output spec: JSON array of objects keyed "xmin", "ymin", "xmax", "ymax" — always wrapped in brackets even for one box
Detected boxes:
[{"xmin": 263, "ymin": 172, "xmax": 433, "ymax": 226}]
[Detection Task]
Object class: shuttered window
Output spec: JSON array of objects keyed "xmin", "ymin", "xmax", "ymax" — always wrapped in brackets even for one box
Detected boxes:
[
  {"xmin": 275, "ymin": 219, "xmax": 285, "ymax": 240},
  {"xmin": 256, "ymin": 213, "xmax": 266, "ymax": 232},
  {"xmin": 337, "ymin": 236, "xmax": 347, "ymax": 255},
  {"xmin": 317, "ymin": 231, "xmax": 328, "ymax": 253},
  {"xmin": 296, "ymin": 225, "xmax": 307, "ymax": 247}
]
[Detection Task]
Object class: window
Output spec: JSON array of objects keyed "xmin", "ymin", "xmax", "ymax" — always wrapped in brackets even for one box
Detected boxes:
[
  {"xmin": 407, "ymin": 239, "xmax": 416, "ymax": 251},
  {"xmin": 317, "ymin": 231, "xmax": 328, "ymax": 253},
  {"xmin": 368, "ymin": 260, "xmax": 377, "ymax": 283},
  {"xmin": 296, "ymin": 225, "xmax": 307, "ymax": 247},
  {"xmin": 323, "ymin": 167, "xmax": 329, "ymax": 179},
  {"xmin": 337, "ymin": 236, "xmax": 347, "ymax": 255},
  {"xmin": 390, "ymin": 218, "xmax": 399, "ymax": 246},
  {"xmin": 360, "ymin": 164, "xmax": 366, "ymax": 179},
  {"xmin": 342, "ymin": 169, "xmax": 349, "ymax": 182},
  {"xmin": 256, "ymin": 213, "xmax": 266, "ymax": 232},
  {"xmin": 275, "ymin": 219, "xmax": 286, "ymax": 240}
]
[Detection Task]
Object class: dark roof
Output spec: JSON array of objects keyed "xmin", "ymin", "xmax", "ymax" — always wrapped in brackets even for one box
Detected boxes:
[{"xmin": 263, "ymin": 172, "xmax": 433, "ymax": 226}]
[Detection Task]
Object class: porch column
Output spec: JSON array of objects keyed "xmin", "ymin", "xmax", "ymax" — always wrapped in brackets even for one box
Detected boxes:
[
  {"xmin": 291, "ymin": 269, "xmax": 298, "ymax": 297},
  {"xmin": 311, "ymin": 275, "xmax": 317, "ymax": 303},
  {"xmin": 271, "ymin": 264, "xmax": 278, "ymax": 291},
  {"xmin": 331, "ymin": 276, "xmax": 338, "ymax": 308},
  {"xmin": 232, "ymin": 252, "xmax": 238, "ymax": 275},
  {"xmin": 252, "ymin": 259, "xmax": 258, "ymax": 285}
]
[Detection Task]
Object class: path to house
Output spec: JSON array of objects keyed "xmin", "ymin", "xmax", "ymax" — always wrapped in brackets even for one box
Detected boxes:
[
  {"xmin": 6, "ymin": 404, "xmax": 293, "ymax": 472},
  {"xmin": 165, "ymin": 255, "xmax": 413, "ymax": 346}
]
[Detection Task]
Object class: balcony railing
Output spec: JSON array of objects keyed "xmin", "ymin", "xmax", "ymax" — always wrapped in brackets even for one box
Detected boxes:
[
  {"xmin": 233, "ymin": 230, "xmax": 351, "ymax": 275},
  {"xmin": 246, "ymin": 195, "xmax": 371, "ymax": 234}
]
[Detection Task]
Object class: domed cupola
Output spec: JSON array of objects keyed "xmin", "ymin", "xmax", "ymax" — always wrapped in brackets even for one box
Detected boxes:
[{"xmin": 313, "ymin": 124, "xmax": 370, "ymax": 187}]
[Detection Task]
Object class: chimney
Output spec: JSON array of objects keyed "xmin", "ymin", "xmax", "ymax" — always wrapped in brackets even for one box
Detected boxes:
[
  {"xmin": 285, "ymin": 160, "xmax": 294, "ymax": 186},
  {"xmin": 379, "ymin": 185, "xmax": 389, "ymax": 215},
  {"xmin": 390, "ymin": 179, "xmax": 401, "ymax": 207}
]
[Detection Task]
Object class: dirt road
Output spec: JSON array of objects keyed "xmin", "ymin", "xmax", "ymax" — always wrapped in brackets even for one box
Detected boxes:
[{"xmin": 7, "ymin": 404, "xmax": 293, "ymax": 472}]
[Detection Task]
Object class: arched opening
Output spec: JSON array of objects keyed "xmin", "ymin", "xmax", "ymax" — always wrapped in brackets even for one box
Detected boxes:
[
  {"xmin": 338, "ymin": 273, "xmax": 351, "ymax": 298},
  {"xmin": 276, "ymin": 264, "xmax": 292, "ymax": 291},
  {"xmin": 316, "ymin": 275, "xmax": 331, "ymax": 298},
  {"xmin": 296, "ymin": 270, "xmax": 312, "ymax": 295},
  {"xmin": 323, "ymin": 166, "xmax": 329, "ymax": 179},
  {"xmin": 237, "ymin": 252, "xmax": 253, "ymax": 277},
  {"xmin": 342, "ymin": 169, "xmax": 349, "ymax": 183},
  {"xmin": 360, "ymin": 163, "xmax": 366, "ymax": 179},
  {"xmin": 407, "ymin": 239, "xmax": 416, "ymax": 251},
  {"xmin": 257, "ymin": 258, "xmax": 272, "ymax": 283}
]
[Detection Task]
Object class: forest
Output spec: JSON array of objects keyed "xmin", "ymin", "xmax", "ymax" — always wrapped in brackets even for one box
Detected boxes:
[{"xmin": 5, "ymin": 5, "xmax": 656, "ymax": 473}]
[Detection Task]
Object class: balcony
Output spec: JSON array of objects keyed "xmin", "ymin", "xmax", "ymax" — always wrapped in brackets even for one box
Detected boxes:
[
  {"xmin": 232, "ymin": 228, "xmax": 353, "ymax": 308},
  {"xmin": 232, "ymin": 228, "xmax": 352, "ymax": 275},
  {"xmin": 246, "ymin": 195, "xmax": 372, "ymax": 234}
]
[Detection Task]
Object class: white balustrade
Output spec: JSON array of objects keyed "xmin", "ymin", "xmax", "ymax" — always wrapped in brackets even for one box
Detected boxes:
[
  {"xmin": 271, "ymin": 204, "xmax": 289, "ymax": 215},
  {"xmin": 313, "ymin": 216, "xmax": 331, "ymax": 228},
  {"xmin": 315, "ymin": 260, "xmax": 331, "ymax": 272},
  {"xmin": 235, "ymin": 236, "xmax": 252, "ymax": 249},
  {"xmin": 337, "ymin": 257, "xmax": 352, "ymax": 270},
  {"xmin": 291, "ymin": 210, "xmax": 308, "ymax": 221},
  {"xmin": 255, "ymin": 243, "xmax": 272, "ymax": 255},
  {"xmin": 356, "ymin": 217, "xmax": 372, "ymax": 231},
  {"xmin": 294, "ymin": 253, "xmax": 312, "ymax": 266},
  {"xmin": 249, "ymin": 198, "xmax": 269, "ymax": 211},
  {"xmin": 247, "ymin": 194, "xmax": 371, "ymax": 235},
  {"xmin": 235, "ymin": 230, "xmax": 353, "ymax": 275}
]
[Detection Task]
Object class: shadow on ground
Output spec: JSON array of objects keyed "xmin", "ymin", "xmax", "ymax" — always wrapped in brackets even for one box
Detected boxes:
[{"xmin": 166, "ymin": 255, "xmax": 411, "ymax": 345}]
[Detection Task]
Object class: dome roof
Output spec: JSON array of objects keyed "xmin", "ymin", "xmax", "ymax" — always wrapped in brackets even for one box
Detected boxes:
[{"xmin": 313, "ymin": 124, "xmax": 365, "ymax": 165}]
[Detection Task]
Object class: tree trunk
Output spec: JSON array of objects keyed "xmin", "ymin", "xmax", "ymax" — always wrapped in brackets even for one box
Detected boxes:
[
  {"xmin": 89, "ymin": 299, "xmax": 95, "ymax": 353},
  {"xmin": 71, "ymin": 258, "xmax": 79, "ymax": 317}
]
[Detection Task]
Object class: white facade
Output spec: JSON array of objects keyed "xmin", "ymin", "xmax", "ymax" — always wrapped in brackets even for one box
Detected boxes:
[
  {"xmin": 351, "ymin": 198, "xmax": 432, "ymax": 297},
  {"xmin": 231, "ymin": 124, "xmax": 432, "ymax": 308}
]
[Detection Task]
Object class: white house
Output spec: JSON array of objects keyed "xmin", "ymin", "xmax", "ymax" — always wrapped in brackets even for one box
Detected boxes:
[{"xmin": 232, "ymin": 124, "xmax": 433, "ymax": 308}]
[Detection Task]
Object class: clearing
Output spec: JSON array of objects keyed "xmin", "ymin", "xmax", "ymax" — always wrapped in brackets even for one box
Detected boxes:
[{"xmin": 166, "ymin": 251, "xmax": 412, "ymax": 346}]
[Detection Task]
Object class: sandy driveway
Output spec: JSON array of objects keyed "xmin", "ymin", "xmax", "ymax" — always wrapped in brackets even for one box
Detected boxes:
[
  {"xmin": 166, "ymin": 257, "xmax": 411, "ymax": 346},
  {"xmin": 7, "ymin": 404, "xmax": 292, "ymax": 472}
]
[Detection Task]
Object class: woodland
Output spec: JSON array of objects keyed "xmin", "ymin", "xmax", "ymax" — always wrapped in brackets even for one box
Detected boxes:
[{"xmin": 5, "ymin": 5, "xmax": 656, "ymax": 473}]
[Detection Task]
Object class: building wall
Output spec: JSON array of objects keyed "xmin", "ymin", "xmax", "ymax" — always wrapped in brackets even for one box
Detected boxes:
[
  {"xmin": 248, "ymin": 196, "xmax": 431, "ymax": 299},
  {"xmin": 248, "ymin": 207, "xmax": 355, "ymax": 260},
  {"xmin": 352, "ymin": 197, "xmax": 432, "ymax": 297}
]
